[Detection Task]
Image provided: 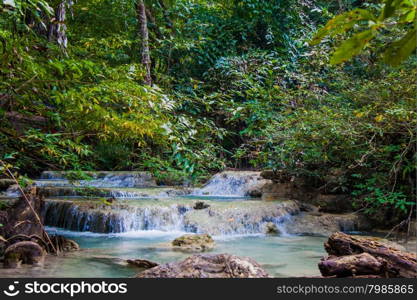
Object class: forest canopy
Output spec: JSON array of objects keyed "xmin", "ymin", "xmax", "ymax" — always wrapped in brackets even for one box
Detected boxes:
[{"xmin": 0, "ymin": 0, "xmax": 416, "ymax": 225}]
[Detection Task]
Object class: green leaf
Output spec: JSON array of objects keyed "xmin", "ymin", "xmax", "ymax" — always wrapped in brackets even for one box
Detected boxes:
[
  {"xmin": 330, "ymin": 30, "xmax": 375, "ymax": 64},
  {"xmin": 383, "ymin": 29, "xmax": 417, "ymax": 65},
  {"xmin": 310, "ymin": 9, "xmax": 376, "ymax": 46}
]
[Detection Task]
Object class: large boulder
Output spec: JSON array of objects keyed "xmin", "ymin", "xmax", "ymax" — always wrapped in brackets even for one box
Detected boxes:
[
  {"xmin": 172, "ymin": 234, "xmax": 215, "ymax": 252},
  {"xmin": 3, "ymin": 241, "xmax": 46, "ymax": 268},
  {"xmin": 136, "ymin": 254, "xmax": 269, "ymax": 278},
  {"xmin": 319, "ymin": 232, "xmax": 417, "ymax": 278},
  {"xmin": 319, "ymin": 253, "xmax": 387, "ymax": 277}
]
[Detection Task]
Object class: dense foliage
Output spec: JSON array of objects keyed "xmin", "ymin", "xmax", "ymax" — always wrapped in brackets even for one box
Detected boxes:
[{"xmin": 1, "ymin": 0, "xmax": 415, "ymax": 225}]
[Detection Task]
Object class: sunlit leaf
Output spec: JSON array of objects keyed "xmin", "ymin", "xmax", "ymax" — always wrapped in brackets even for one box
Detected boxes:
[
  {"xmin": 383, "ymin": 30, "xmax": 417, "ymax": 66},
  {"xmin": 330, "ymin": 30, "xmax": 375, "ymax": 64}
]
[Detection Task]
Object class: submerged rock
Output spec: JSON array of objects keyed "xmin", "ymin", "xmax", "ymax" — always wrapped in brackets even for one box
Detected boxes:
[
  {"xmin": 49, "ymin": 235, "xmax": 80, "ymax": 252},
  {"xmin": 136, "ymin": 253, "xmax": 270, "ymax": 278},
  {"xmin": 193, "ymin": 201, "xmax": 209, "ymax": 210},
  {"xmin": 264, "ymin": 222, "xmax": 281, "ymax": 235},
  {"xmin": 127, "ymin": 259, "xmax": 159, "ymax": 269},
  {"xmin": 172, "ymin": 234, "xmax": 215, "ymax": 252},
  {"xmin": 3, "ymin": 241, "xmax": 46, "ymax": 268}
]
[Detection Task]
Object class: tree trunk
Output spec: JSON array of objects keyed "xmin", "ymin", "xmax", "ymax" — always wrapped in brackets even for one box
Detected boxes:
[
  {"xmin": 137, "ymin": 1, "xmax": 152, "ymax": 85},
  {"xmin": 48, "ymin": 1, "xmax": 70, "ymax": 53}
]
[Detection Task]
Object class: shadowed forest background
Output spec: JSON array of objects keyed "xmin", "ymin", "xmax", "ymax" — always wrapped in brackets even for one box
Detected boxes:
[{"xmin": 1, "ymin": 0, "xmax": 416, "ymax": 227}]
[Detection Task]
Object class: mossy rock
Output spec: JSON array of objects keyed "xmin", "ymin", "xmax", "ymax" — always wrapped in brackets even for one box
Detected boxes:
[{"xmin": 172, "ymin": 234, "xmax": 215, "ymax": 252}]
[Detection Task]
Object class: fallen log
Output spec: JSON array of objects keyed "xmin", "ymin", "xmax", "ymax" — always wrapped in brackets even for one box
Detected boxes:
[{"xmin": 322, "ymin": 232, "xmax": 416, "ymax": 278}]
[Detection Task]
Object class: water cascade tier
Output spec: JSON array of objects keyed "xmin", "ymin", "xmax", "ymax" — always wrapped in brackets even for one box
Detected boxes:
[
  {"xmin": 192, "ymin": 171, "xmax": 271, "ymax": 197},
  {"xmin": 38, "ymin": 171, "xmax": 157, "ymax": 188},
  {"xmin": 4, "ymin": 170, "xmax": 368, "ymax": 237},
  {"xmin": 42, "ymin": 198, "xmax": 300, "ymax": 235},
  {"xmin": 5, "ymin": 171, "xmax": 190, "ymax": 198}
]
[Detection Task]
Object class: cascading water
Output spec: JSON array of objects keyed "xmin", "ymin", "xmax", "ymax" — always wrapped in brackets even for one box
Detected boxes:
[
  {"xmin": 42, "ymin": 199, "xmax": 300, "ymax": 236},
  {"xmin": 38, "ymin": 171, "xmax": 157, "ymax": 188},
  {"xmin": 2, "ymin": 170, "xmax": 361, "ymax": 278},
  {"xmin": 192, "ymin": 171, "xmax": 271, "ymax": 197}
]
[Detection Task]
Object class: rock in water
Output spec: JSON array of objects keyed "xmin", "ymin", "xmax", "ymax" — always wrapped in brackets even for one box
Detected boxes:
[
  {"xmin": 172, "ymin": 234, "xmax": 215, "ymax": 252},
  {"xmin": 127, "ymin": 259, "xmax": 159, "ymax": 269},
  {"xmin": 136, "ymin": 254, "xmax": 269, "ymax": 278},
  {"xmin": 193, "ymin": 201, "xmax": 209, "ymax": 210},
  {"xmin": 265, "ymin": 222, "xmax": 281, "ymax": 235},
  {"xmin": 49, "ymin": 235, "xmax": 80, "ymax": 252},
  {"xmin": 3, "ymin": 241, "xmax": 46, "ymax": 268},
  {"xmin": 320, "ymin": 232, "xmax": 417, "ymax": 278}
]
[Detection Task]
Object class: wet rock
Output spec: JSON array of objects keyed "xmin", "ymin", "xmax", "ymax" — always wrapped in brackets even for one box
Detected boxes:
[
  {"xmin": 49, "ymin": 235, "xmax": 80, "ymax": 252},
  {"xmin": 172, "ymin": 234, "xmax": 215, "ymax": 252},
  {"xmin": 193, "ymin": 201, "xmax": 209, "ymax": 210},
  {"xmin": 136, "ymin": 253, "xmax": 270, "ymax": 278},
  {"xmin": 127, "ymin": 259, "xmax": 159, "ymax": 269},
  {"xmin": 247, "ymin": 187, "xmax": 262, "ymax": 198},
  {"xmin": 265, "ymin": 222, "xmax": 281, "ymax": 235},
  {"xmin": 3, "ymin": 241, "xmax": 46, "ymax": 268}
]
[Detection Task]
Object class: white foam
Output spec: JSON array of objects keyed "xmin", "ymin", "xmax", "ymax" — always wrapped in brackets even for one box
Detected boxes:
[{"xmin": 45, "ymin": 226, "xmax": 188, "ymax": 239}]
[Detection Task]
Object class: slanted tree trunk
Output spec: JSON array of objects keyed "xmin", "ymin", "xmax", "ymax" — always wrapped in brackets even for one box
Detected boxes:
[{"xmin": 136, "ymin": 1, "xmax": 152, "ymax": 85}]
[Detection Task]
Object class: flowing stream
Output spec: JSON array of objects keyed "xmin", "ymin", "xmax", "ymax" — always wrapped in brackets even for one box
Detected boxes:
[{"xmin": 1, "ymin": 171, "xmax": 334, "ymax": 277}]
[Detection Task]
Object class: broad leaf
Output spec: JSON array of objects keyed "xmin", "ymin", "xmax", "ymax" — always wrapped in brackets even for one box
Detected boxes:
[
  {"xmin": 383, "ymin": 29, "xmax": 417, "ymax": 65},
  {"xmin": 330, "ymin": 30, "xmax": 375, "ymax": 64},
  {"xmin": 311, "ymin": 9, "xmax": 376, "ymax": 46}
]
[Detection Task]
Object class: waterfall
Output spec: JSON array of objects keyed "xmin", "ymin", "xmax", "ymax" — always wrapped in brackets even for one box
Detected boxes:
[
  {"xmin": 38, "ymin": 171, "xmax": 157, "ymax": 188},
  {"xmin": 192, "ymin": 171, "xmax": 271, "ymax": 197},
  {"xmin": 42, "ymin": 199, "xmax": 300, "ymax": 236},
  {"xmin": 38, "ymin": 186, "xmax": 190, "ymax": 198}
]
